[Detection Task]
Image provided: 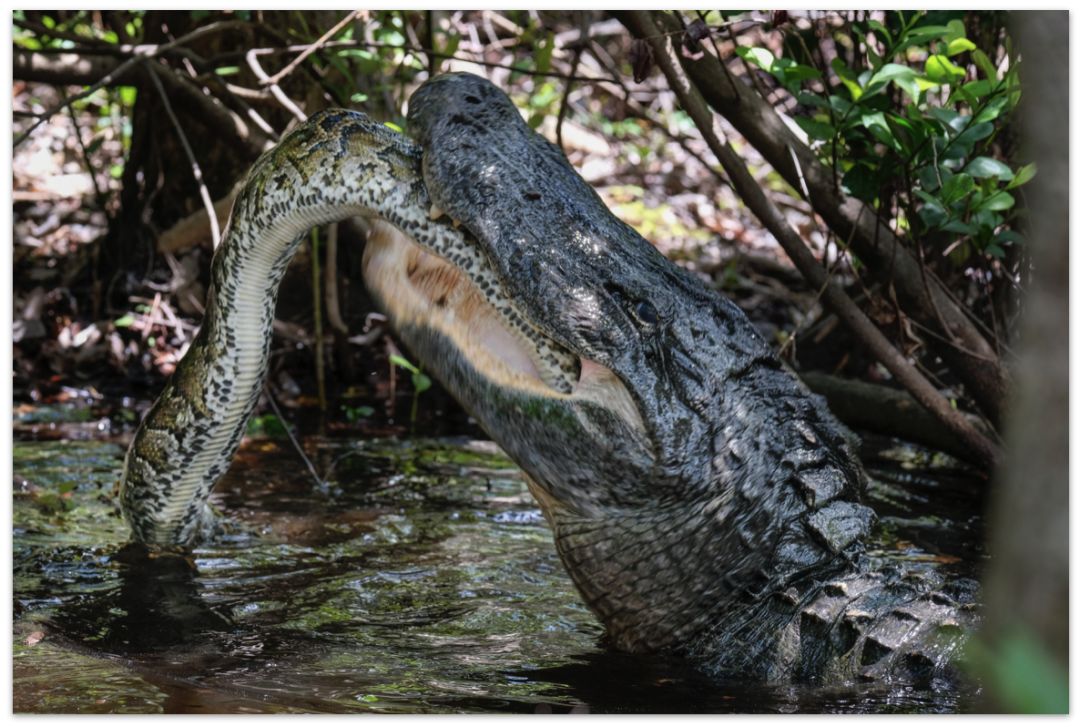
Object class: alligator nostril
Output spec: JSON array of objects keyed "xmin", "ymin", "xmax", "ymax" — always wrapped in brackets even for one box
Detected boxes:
[
  {"xmin": 464, "ymin": 95, "xmax": 481, "ymax": 104},
  {"xmin": 524, "ymin": 191, "xmax": 542, "ymax": 201}
]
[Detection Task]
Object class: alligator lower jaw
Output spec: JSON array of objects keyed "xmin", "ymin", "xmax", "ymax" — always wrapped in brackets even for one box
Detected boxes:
[{"xmin": 360, "ymin": 221, "xmax": 612, "ymax": 396}]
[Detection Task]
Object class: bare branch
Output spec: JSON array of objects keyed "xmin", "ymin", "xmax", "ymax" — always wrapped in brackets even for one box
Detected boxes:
[
  {"xmin": 618, "ymin": 10, "xmax": 1009, "ymax": 427},
  {"xmin": 246, "ymin": 49, "xmax": 307, "ymax": 121},
  {"xmin": 146, "ymin": 62, "xmax": 221, "ymax": 247},
  {"xmin": 263, "ymin": 9, "xmax": 362, "ymax": 87},
  {"xmin": 622, "ymin": 10, "xmax": 1000, "ymax": 469},
  {"xmin": 13, "ymin": 20, "xmax": 252, "ymax": 147}
]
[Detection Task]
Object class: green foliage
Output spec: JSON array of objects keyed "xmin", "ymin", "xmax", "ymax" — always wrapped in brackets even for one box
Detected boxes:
[
  {"xmin": 342, "ymin": 404, "xmax": 375, "ymax": 422},
  {"xmin": 744, "ymin": 11, "xmax": 1030, "ymax": 265},
  {"xmin": 965, "ymin": 629, "xmax": 1069, "ymax": 713},
  {"xmin": 247, "ymin": 413, "xmax": 289, "ymax": 438},
  {"xmin": 390, "ymin": 353, "xmax": 431, "ymax": 427}
]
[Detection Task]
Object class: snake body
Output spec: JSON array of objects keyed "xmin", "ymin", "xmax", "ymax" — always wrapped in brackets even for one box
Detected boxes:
[{"xmin": 120, "ymin": 110, "xmax": 572, "ymax": 545}]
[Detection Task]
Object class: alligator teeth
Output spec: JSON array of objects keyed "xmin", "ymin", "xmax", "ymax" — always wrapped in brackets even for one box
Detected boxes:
[
  {"xmin": 452, "ymin": 218, "xmax": 462, "ymax": 228},
  {"xmin": 429, "ymin": 205, "xmax": 444, "ymax": 220}
]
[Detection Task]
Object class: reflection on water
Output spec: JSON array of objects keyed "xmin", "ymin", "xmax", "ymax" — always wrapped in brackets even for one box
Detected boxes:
[{"xmin": 12, "ymin": 435, "xmax": 984, "ymax": 713}]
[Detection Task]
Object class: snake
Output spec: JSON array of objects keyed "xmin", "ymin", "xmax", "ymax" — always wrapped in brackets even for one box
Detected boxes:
[{"xmin": 119, "ymin": 108, "xmax": 575, "ymax": 546}]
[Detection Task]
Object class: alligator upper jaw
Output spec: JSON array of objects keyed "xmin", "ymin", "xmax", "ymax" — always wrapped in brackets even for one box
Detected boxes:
[{"xmin": 361, "ymin": 220, "xmax": 643, "ymax": 430}]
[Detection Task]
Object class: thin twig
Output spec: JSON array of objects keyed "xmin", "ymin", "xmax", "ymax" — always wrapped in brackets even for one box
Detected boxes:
[
  {"xmin": 13, "ymin": 20, "xmax": 250, "ymax": 147},
  {"xmin": 222, "ymin": 39, "xmax": 619, "ymax": 85},
  {"xmin": 425, "ymin": 10, "xmax": 437, "ymax": 76},
  {"xmin": 310, "ymin": 228, "xmax": 327, "ymax": 413},
  {"xmin": 63, "ymin": 95, "xmax": 107, "ymax": 209},
  {"xmin": 264, "ymin": 9, "xmax": 362, "ymax": 86},
  {"xmin": 13, "ymin": 16, "xmax": 111, "ymax": 47},
  {"xmin": 246, "ymin": 48, "xmax": 307, "ymax": 121},
  {"xmin": 324, "ymin": 223, "xmax": 349, "ymax": 335},
  {"xmin": 556, "ymin": 13, "xmax": 590, "ymax": 151},
  {"xmin": 145, "ymin": 63, "xmax": 221, "ymax": 247},
  {"xmin": 264, "ymin": 384, "xmax": 325, "ymax": 488},
  {"xmin": 624, "ymin": 10, "xmax": 1000, "ymax": 468}
]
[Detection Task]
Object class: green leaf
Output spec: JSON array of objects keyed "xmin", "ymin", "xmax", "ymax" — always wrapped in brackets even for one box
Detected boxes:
[
  {"xmin": 828, "ymin": 94, "xmax": 853, "ymax": 117},
  {"xmin": 965, "ymin": 156, "xmax": 1014, "ymax": 180},
  {"xmin": 780, "ymin": 63, "xmax": 822, "ymax": 87},
  {"xmin": 1007, "ymin": 162, "xmax": 1037, "ymax": 189},
  {"xmin": 534, "ymin": 31, "xmax": 555, "ymax": 74},
  {"xmin": 974, "ymin": 95, "xmax": 1010, "ymax": 124},
  {"xmin": 737, "ymin": 46, "xmax": 776, "ymax": 71},
  {"xmin": 893, "ymin": 75, "xmax": 923, "ymax": 103},
  {"xmin": 917, "ymin": 197, "xmax": 948, "ymax": 228},
  {"xmin": 829, "ymin": 57, "xmax": 864, "ymax": 99},
  {"xmin": 944, "ymin": 19, "xmax": 967, "ymax": 41},
  {"xmin": 918, "ymin": 164, "xmax": 947, "ymax": 192},
  {"xmin": 118, "ymin": 85, "xmax": 137, "ymax": 107},
  {"xmin": 941, "ymin": 173, "xmax": 974, "ymax": 204},
  {"xmin": 794, "ymin": 116, "xmax": 835, "ymax": 142},
  {"xmin": 865, "ymin": 63, "xmax": 919, "ymax": 101},
  {"xmin": 955, "ymin": 79, "xmax": 994, "ymax": 104},
  {"xmin": 342, "ymin": 404, "xmax": 375, "ymax": 422},
  {"xmin": 843, "ymin": 164, "xmax": 879, "ymax": 203},
  {"xmin": 441, "ymin": 32, "xmax": 461, "ymax": 60},
  {"xmin": 980, "ymin": 190, "xmax": 1015, "ymax": 211},
  {"xmin": 925, "ymin": 54, "xmax": 965, "ymax": 84},
  {"xmin": 869, "ymin": 63, "xmax": 917, "ymax": 85},
  {"xmin": 213, "ymin": 66, "xmax": 240, "ymax": 76},
  {"xmin": 840, "ymin": 77, "xmax": 863, "ymax": 101},
  {"xmin": 383, "ymin": 121, "xmax": 403, "ymax": 133},
  {"xmin": 972, "ymin": 49, "xmax": 999, "ymax": 80},
  {"xmin": 905, "ymin": 24, "xmax": 951, "ymax": 45},
  {"xmin": 867, "ymin": 19, "xmax": 892, "ymax": 44},
  {"xmin": 955, "ymin": 120, "xmax": 994, "ymax": 145},
  {"xmin": 247, "ymin": 414, "xmax": 288, "ymax": 438},
  {"xmin": 884, "ymin": 113, "xmax": 922, "ymax": 152},
  {"xmin": 928, "ymin": 106, "xmax": 961, "ymax": 132},
  {"xmin": 795, "ymin": 92, "xmax": 829, "ymax": 109},
  {"xmin": 860, "ymin": 111, "xmax": 901, "ymax": 152},
  {"xmin": 113, "ymin": 314, "xmax": 136, "ymax": 328},
  {"xmin": 994, "ymin": 230, "xmax": 1024, "ymax": 246},
  {"xmin": 350, "ymin": 92, "xmax": 369, "ymax": 104},
  {"xmin": 942, "ymin": 219, "xmax": 977, "ymax": 235},
  {"xmin": 389, "ymin": 353, "xmax": 419, "ymax": 374},
  {"xmin": 946, "ymin": 36, "xmax": 977, "ymax": 56},
  {"xmin": 830, "ymin": 56, "xmax": 858, "ymax": 80},
  {"xmin": 412, "ymin": 372, "xmax": 432, "ymax": 394}
]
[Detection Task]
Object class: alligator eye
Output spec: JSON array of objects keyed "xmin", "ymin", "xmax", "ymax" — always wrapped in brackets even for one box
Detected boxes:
[{"xmin": 634, "ymin": 300, "xmax": 659, "ymax": 326}]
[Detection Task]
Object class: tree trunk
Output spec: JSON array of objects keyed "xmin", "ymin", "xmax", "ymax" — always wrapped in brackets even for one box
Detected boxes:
[{"xmin": 977, "ymin": 11, "xmax": 1068, "ymax": 713}]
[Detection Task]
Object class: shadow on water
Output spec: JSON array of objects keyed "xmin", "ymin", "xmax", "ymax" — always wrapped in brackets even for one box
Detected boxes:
[{"xmin": 12, "ymin": 432, "xmax": 985, "ymax": 713}]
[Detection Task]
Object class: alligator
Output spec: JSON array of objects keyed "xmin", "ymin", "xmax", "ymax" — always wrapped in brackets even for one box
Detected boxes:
[
  {"xmin": 121, "ymin": 71, "xmax": 979, "ymax": 688},
  {"xmin": 394, "ymin": 73, "xmax": 979, "ymax": 685}
]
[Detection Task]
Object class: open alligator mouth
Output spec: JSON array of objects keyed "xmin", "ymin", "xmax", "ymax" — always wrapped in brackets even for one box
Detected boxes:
[{"xmin": 361, "ymin": 219, "xmax": 645, "ymax": 434}]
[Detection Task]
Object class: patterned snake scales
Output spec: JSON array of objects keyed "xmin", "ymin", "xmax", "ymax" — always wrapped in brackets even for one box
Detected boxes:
[{"xmin": 120, "ymin": 110, "xmax": 575, "ymax": 546}]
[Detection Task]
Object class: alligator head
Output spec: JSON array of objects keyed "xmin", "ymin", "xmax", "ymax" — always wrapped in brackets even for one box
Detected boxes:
[{"xmin": 363, "ymin": 73, "xmax": 874, "ymax": 665}]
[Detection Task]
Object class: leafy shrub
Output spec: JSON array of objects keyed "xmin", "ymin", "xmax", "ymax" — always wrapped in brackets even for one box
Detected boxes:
[{"xmin": 738, "ymin": 11, "xmax": 1031, "ymax": 265}]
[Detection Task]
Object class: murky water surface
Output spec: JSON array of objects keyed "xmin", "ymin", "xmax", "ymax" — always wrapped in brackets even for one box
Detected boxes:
[{"xmin": 13, "ymin": 426, "xmax": 985, "ymax": 713}]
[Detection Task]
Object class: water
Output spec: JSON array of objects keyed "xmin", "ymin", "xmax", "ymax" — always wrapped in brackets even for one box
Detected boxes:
[{"xmin": 12, "ymin": 429, "xmax": 985, "ymax": 713}]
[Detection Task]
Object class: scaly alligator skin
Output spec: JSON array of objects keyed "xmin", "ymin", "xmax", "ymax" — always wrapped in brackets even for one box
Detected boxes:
[
  {"xmin": 403, "ymin": 73, "xmax": 978, "ymax": 685},
  {"xmin": 121, "ymin": 72, "xmax": 978, "ymax": 686}
]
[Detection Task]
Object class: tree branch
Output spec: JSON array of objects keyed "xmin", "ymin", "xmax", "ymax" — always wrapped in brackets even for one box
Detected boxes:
[
  {"xmin": 617, "ymin": 10, "xmax": 1009, "ymax": 427},
  {"xmin": 621, "ymin": 10, "xmax": 1000, "ymax": 469}
]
